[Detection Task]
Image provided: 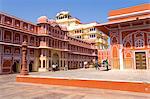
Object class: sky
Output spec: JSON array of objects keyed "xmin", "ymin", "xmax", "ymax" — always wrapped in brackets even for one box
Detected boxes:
[{"xmin": 0, "ymin": 0, "xmax": 149, "ymax": 24}]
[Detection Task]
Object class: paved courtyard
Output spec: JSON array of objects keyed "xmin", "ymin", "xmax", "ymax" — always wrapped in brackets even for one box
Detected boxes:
[
  {"xmin": 0, "ymin": 69, "xmax": 150, "ymax": 99},
  {"xmin": 30, "ymin": 68, "xmax": 150, "ymax": 83}
]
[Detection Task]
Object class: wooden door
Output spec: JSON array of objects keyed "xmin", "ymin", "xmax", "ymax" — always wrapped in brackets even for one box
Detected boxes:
[{"xmin": 135, "ymin": 52, "xmax": 146, "ymax": 69}]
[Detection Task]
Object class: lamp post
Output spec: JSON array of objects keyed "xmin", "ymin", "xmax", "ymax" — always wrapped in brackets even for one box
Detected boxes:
[{"xmin": 20, "ymin": 41, "xmax": 28, "ymax": 75}]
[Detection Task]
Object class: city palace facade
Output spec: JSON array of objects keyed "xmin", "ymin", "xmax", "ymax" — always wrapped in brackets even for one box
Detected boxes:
[
  {"xmin": 0, "ymin": 3, "xmax": 149, "ymax": 74},
  {"xmin": 0, "ymin": 12, "xmax": 97, "ymax": 74}
]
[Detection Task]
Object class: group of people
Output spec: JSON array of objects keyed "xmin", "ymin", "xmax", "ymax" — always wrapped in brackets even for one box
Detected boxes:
[
  {"xmin": 51, "ymin": 60, "xmax": 109, "ymax": 72},
  {"xmin": 95, "ymin": 59, "xmax": 109, "ymax": 71},
  {"xmin": 52, "ymin": 64, "xmax": 68, "ymax": 72}
]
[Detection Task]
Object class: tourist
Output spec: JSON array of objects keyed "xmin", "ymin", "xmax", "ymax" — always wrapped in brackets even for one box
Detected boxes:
[
  {"xmin": 98, "ymin": 63, "xmax": 101, "ymax": 70},
  {"xmin": 95, "ymin": 61, "xmax": 100, "ymax": 70},
  {"xmin": 106, "ymin": 59, "xmax": 109, "ymax": 71},
  {"xmin": 56, "ymin": 63, "xmax": 58, "ymax": 71},
  {"xmin": 84, "ymin": 61, "xmax": 87, "ymax": 69},
  {"xmin": 102, "ymin": 60, "xmax": 105, "ymax": 67},
  {"xmin": 52, "ymin": 64, "xmax": 56, "ymax": 72}
]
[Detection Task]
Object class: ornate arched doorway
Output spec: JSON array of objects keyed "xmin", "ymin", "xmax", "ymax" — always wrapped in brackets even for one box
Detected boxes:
[
  {"xmin": 52, "ymin": 53, "xmax": 59, "ymax": 70},
  {"xmin": 11, "ymin": 60, "xmax": 20, "ymax": 73},
  {"xmin": 29, "ymin": 61, "xmax": 33, "ymax": 72}
]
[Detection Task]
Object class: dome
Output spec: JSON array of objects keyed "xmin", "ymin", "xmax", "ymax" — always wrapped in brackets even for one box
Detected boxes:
[{"xmin": 37, "ymin": 16, "xmax": 48, "ymax": 23}]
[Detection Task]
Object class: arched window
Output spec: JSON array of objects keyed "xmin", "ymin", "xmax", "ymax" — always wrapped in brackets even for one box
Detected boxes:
[
  {"xmin": 5, "ymin": 30, "xmax": 11, "ymax": 41},
  {"xmin": 135, "ymin": 39, "xmax": 144, "ymax": 48},
  {"xmin": 112, "ymin": 37, "xmax": 117, "ymax": 44},
  {"xmin": 125, "ymin": 42, "xmax": 131, "ymax": 48}
]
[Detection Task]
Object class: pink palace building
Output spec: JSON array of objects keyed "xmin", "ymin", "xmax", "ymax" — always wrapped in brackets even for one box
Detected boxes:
[
  {"xmin": 0, "ymin": 12, "xmax": 97, "ymax": 74},
  {"xmin": 97, "ymin": 3, "xmax": 150, "ymax": 70}
]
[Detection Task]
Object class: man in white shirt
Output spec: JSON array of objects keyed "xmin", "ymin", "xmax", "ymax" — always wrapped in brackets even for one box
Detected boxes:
[{"xmin": 52, "ymin": 64, "xmax": 56, "ymax": 72}]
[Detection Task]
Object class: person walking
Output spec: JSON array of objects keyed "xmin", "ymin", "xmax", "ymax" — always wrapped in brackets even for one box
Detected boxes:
[
  {"xmin": 105, "ymin": 59, "xmax": 109, "ymax": 71},
  {"xmin": 95, "ymin": 61, "xmax": 99, "ymax": 70}
]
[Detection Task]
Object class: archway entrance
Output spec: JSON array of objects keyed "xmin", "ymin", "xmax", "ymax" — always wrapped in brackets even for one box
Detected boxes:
[
  {"xmin": 12, "ymin": 60, "xmax": 19, "ymax": 73},
  {"xmin": 3, "ymin": 60, "xmax": 12, "ymax": 73},
  {"xmin": 52, "ymin": 53, "xmax": 59, "ymax": 70},
  {"xmin": 29, "ymin": 61, "xmax": 33, "ymax": 72}
]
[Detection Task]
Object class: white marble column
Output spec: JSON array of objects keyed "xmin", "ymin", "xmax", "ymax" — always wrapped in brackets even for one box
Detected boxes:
[
  {"xmin": 38, "ymin": 59, "xmax": 44, "ymax": 72},
  {"xmin": 119, "ymin": 30, "xmax": 124, "ymax": 70}
]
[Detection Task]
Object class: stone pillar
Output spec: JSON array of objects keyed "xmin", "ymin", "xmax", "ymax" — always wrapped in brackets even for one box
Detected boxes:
[{"xmin": 20, "ymin": 41, "xmax": 28, "ymax": 75}]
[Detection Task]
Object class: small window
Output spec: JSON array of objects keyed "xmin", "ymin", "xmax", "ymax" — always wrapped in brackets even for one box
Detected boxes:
[
  {"xmin": 80, "ymin": 30, "xmax": 82, "ymax": 33},
  {"xmin": 90, "ymin": 34, "xmax": 95, "ymax": 38},
  {"xmin": 90, "ymin": 28, "xmax": 95, "ymax": 31},
  {"xmin": 135, "ymin": 39, "xmax": 144, "ymax": 48}
]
